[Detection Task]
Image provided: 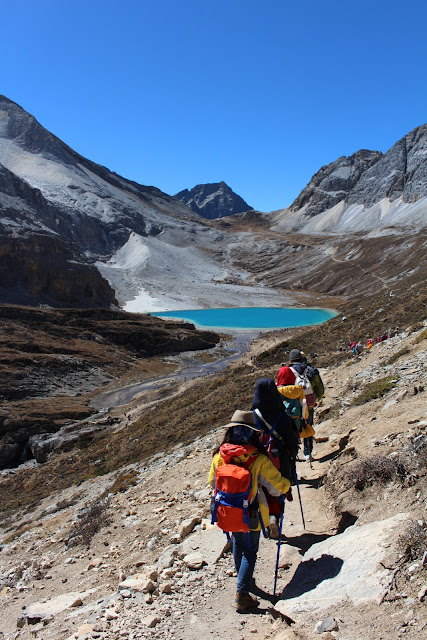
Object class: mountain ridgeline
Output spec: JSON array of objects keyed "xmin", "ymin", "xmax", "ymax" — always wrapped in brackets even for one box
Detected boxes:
[
  {"xmin": 272, "ymin": 124, "xmax": 427, "ymax": 232},
  {"xmin": 0, "ymin": 93, "xmax": 426, "ymax": 309}
]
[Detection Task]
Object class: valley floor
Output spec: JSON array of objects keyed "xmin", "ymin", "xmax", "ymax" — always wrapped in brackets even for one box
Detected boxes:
[{"xmin": 0, "ymin": 324, "xmax": 426, "ymax": 640}]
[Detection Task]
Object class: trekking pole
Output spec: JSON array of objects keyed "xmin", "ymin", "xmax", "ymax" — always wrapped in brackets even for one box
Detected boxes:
[
  {"xmin": 273, "ymin": 496, "xmax": 285, "ymax": 598},
  {"xmin": 294, "ymin": 468, "xmax": 306, "ymax": 530}
]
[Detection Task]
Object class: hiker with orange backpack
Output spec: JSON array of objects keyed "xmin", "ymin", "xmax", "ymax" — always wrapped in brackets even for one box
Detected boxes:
[{"xmin": 209, "ymin": 410, "xmax": 290, "ymax": 612}]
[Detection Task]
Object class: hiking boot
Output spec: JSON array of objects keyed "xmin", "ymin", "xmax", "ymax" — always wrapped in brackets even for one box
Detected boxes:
[
  {"xmin": 304, "ymin": 453, "xmax": 313, "ymax": 462},
  {"xmin": 234, "ymin": 592, "xmax": 260, "ymax": 612},
  {"xmin": 269, "ymin": 516, "xmax": 279, "ymax": 539}
]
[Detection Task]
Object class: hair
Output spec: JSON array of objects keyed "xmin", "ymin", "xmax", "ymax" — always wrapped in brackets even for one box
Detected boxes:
[{"xmin": 212, "ymin": 425, "xmax": 266, "ymax": 457}]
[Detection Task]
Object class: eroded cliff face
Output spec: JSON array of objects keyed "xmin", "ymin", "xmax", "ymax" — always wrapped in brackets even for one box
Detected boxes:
[
  {"xmin": 347, "ymin": 124, "xmax": 427, "ymax": 206},
  {"xmin": 0, "ymin": 233, "xmax": 118, "ymax": 308},
  {"xmin": 289, "ymin": 149, "xmax": 383, "ymax": 217}
]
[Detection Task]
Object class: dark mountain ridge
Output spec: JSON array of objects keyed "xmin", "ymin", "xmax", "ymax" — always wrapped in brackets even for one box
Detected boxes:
[{"xmin": 174, "ymin": 181, "xmax": 252, "ymax": 219}]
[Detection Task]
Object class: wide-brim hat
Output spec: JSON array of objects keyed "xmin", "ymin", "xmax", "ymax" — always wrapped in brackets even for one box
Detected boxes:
[{"xmin": 221, "ymin": 410, "xmax": 261, "ymax": 431}]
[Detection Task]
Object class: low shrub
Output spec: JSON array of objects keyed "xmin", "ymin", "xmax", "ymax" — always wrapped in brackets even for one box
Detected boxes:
[
  {"xmin": 107, "ymin": 470, "xmax": 139, "ymax": 494},
  {"xmin": 351, "ymin": 375, "xmax": 399, "ymax": 406},
  {"xmin": 414, "ymin": 327, "xmax": 427, "ymax": 344},
  {"xmin": 384, "ymin": 348, "xmax": 410, "ymax": 366},
  {"xmin": 1, "ymin": 523, "xmax": 34, "ymax": 545},
  {"xmin": 397, "ymin": 520, "xmax": 427, "ymax": 561},
  {"xmin": 66, "ymin": 496, "xmax": 111, "ymax": 548},
  {"xmin": 408, "ymin": 322, "xmax": 425, "ymax": 335},
  {"xmin": 347, "ymin": 454, "xmax": 408, "ymax": 491}
]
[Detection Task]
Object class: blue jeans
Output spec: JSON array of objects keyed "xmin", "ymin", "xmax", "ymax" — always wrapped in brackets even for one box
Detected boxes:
[
  {"xmin": 304, "ymin": 436, "xmax": 313, "ymax": 456},
  {"xmin": 233, "ymin": 531, "xmax": 261, "ymax": 593},
  {"xmin": 304, "ymin": 407, "xmax": 314, "ymax": 456}
]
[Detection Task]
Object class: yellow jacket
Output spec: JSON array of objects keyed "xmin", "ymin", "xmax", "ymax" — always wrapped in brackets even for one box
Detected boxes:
[
  {"xmin": 277, "ymin": 384, "xmax": 309, "ymax": 419},
  {"xmin": 277, "ymin": 384, "xmax": 314, "ymax": 437},
  {"xmin": 208, "ymin": 444, "xmax": 290, "ymax": 530}
]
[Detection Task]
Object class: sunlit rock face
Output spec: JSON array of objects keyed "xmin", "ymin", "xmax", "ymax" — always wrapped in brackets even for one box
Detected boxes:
[{"xmin": 271, "ymin": 124, "xmax": 427, "ymax": 233}]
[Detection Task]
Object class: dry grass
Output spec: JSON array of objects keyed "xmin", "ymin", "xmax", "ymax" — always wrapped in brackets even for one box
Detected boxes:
[
  {"xmin": 346, "ymin": 454, "xmax": 408, "ymax": 491},
  {"xmin": 383, "ymin": 347, "xmax": 411, "ymax": 366},
  {"xmin": 351, "ymin": 375, "xmax": 399, "ymax": 406}
]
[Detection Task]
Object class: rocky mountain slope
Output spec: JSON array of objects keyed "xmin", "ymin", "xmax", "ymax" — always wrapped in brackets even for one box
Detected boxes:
[
  {"xmin": 271, "ymin": 123, "xmax": 427, "ymax": 233},
  {"xmin": 0, "ymin": 162, "xmax": 118, "ymax": 308},
  {"xmin": 0, "ymin": 96, "xmax": 227, "ymax": 308},
  {"xmin": 174, "ymin": 181, "xmax": 252, "ymax": 219},
  {"xmin": 2, "ymin": 94, "xmax": 425, "ymax": 312},
  {"xmin": 0, "ymin": 318, "xmax": 425, "ymax": 640}
]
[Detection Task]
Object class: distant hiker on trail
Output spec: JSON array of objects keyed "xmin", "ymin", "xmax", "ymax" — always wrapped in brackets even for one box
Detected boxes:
[
  {"xmin": 367, "ymin": 338, "xmax": 373, "ymax": 350},
  {"xmin": 251, "ymin": 378, "xmax": 299, "ymax": 538},
  {"xmin": 355, "ymin": 341, "xmax": 363, "ymax": 354},
  {"xmin": 276, "ymin": 349, "xmax": 324, "ymax": 462},
  {"xmin": 209, "ymin": 410, "xmax": 290, "ymax": 613}
]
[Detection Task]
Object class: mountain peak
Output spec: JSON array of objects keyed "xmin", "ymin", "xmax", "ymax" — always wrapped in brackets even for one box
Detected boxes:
[{"xmin": 174, "ymin": 181, "xmax": 252, "ymax": 220}]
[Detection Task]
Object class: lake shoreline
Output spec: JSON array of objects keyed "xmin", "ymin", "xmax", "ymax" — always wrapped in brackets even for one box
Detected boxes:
[{"xmin": 151, "ymin": 305, "xmax": 338, "ymax": 331}]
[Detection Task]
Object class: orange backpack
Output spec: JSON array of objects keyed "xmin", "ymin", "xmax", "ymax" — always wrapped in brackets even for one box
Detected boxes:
[{"xmin": 212, "ymin": 464, "xmax": 253, "ymax": 532}]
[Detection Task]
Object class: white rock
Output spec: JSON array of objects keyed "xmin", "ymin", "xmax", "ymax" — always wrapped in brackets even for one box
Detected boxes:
[
  {"xmin": 157, "ymin": 547, "xmax": 177, "ymax": 571},
  {"xmin": 274, "ymin": 513, "xmax": 409, "ymax": 617},
  {"xmin": 315, "ymin": 617, "xmax": 339, "ymax": 633},
  {"xmin": 183, "ymin": 553, "xmax": 206, "ymax": 570},
  {"xmin": 25, "ymin": 590, "xmax": 95, "ymax": 622},
  {"xmin": 178, "ymin": 517, "xmax": 201, "ymax": 539},
  {"xmin": 119, "ymin": 575, "xmax": 156, "ymax": 593},
  {"xmin": 141, "ymin": 615, "xmax": 161, "ymax": 627}
]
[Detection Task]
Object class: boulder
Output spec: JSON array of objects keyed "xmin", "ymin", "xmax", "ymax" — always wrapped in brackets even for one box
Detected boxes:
[
  {"xmin": 141, "ymin": 615, "xmax": 161, "ymax": 627},
  {"xmin": 180, "ymin": 525, "xmax": 230, "ymax": 566},
  {"xmin": 274, "ymin": 513, "xmax": 409, "ymax": 618},
  {"xmin": 118, "ymin": 575, "xmax": 156, "ymax": 594},
  {"xmin": 183, "ymin": 553, "xmax": 206, "ymax": 570},
  {"xmin": 25, "ymin": 590, "xmax": 95, "ymax": 623},
  {"xmin": 178, "ymin": 517, "xmax": 201, "ymax": 539},
  {"xmin": 0, "ymin": 442, "xmax": 20, "ymax": 467}
]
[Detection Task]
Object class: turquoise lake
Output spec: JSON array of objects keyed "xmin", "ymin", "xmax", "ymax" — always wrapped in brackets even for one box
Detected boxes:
[{"xmin": 152, "ymin": 307, "xmax": 337, "ymax": 330}]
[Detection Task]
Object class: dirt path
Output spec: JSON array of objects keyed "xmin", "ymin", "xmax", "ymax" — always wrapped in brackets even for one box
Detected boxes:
[{"xmin": 1, "ymin": 325, "xmax": 425, "ymax": 640}]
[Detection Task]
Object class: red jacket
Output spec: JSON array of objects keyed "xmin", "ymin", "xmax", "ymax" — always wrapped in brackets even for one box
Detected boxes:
[{"xmin": 276, "ymin": 366, "xmax": 296, "ymax": 386}]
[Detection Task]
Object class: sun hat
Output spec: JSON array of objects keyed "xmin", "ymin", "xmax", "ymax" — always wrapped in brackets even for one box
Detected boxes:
[
  {"xmin": 289, "ymin": 348, "xmax": 303, "ymax": 362},
  {"xmin": 221, "ymin": 410, "xmax": 261, "ymax": 431}
]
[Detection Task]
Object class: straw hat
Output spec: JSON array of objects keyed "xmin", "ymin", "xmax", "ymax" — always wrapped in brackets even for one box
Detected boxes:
[{"xmin": 222, "ymin": 410, "xmax": 260, "ymax": 431}]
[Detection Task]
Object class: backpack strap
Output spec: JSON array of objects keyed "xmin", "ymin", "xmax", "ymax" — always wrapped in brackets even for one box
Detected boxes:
[{"xmin": 253, "ymin": 408, "xmax": 285, "ymax": 442}]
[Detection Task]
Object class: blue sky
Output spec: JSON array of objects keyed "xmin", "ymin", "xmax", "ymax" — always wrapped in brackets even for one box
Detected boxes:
[{"xmin": 2, "ymin": 0, "xmax": 426, "ymax": 211}]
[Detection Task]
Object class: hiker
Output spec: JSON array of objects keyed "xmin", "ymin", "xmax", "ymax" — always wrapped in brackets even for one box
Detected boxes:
[
  {"xmin": 355, "ymin": 341, "xmax": 363, "ymax": 354},
  {"xmin": 277, "ymin": 349, "xmax": 324, "ymax": 462},
  {"xmin": 209, "ymin": 410, "xmax": 290, "ymax": 612},
  {"xmin": 251, "ymin": 378, "xmax": 299, "ymax": 537}
]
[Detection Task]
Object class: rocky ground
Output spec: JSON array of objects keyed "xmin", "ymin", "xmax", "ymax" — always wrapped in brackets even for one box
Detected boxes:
[{"xmin": 0, "ymin": 323, "xmax": 426, "ymax": 640}]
